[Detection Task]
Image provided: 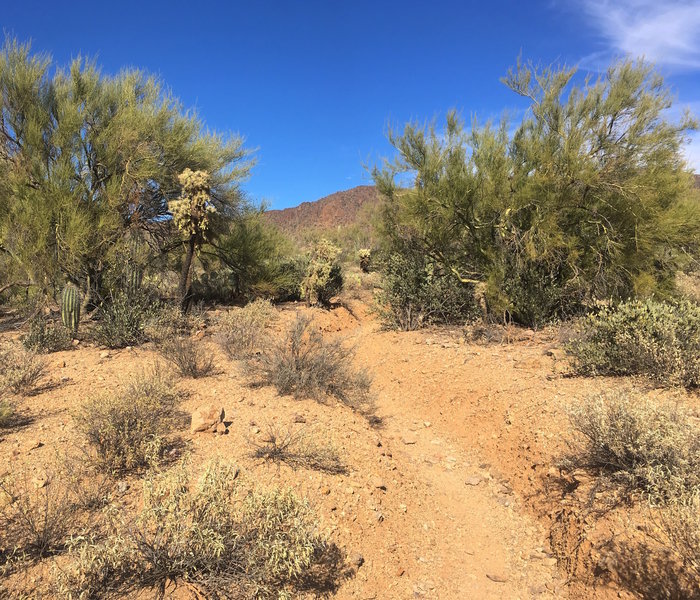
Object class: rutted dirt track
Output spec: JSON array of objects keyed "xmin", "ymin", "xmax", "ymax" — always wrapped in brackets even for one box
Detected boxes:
[{"xmin": 2, "ymin": 300, "xmax": 696, "ymax": 598}]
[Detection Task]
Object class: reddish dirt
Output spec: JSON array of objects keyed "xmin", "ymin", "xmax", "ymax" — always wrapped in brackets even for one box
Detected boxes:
[{"xmin": 1, "ymin": 300, "xmax": 698, "ymax": 598}]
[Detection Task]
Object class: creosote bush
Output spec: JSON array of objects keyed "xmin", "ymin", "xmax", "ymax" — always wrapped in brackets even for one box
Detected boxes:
[
  {"xmin": 22, "ymin": 316, "xmax": 72, "ymax": 353},
  {"xmin": 565, "ymin": 390, "xmax": 700, "ymax": 502},
  {"xmin": 567, "ymin": 299, "xmax": 700, "ymax": 388},
  {"xmin": 216, "ymin": 299, "xmax": 278, "ymax": 358},
  {"xmin": 251, "ymin": 424, "xmax": 348, "ymax": 475},
  {"xmin": 0, "ymin": 343, "xmax": 46, "ymax": 396},
  {"xmin": 74, "ymin": 368, "xmax": 180, "ymax": 475},
  {"xmin": 56, "ymin": 460, "xmax": 331, "ymax": 599},
  {"xmin": 158, "ymin": 335, "xmax": 215, "ymax": 378},
  {"xmin": 245, "ymin": 315, "xmax": 372, "ymax": 412}
]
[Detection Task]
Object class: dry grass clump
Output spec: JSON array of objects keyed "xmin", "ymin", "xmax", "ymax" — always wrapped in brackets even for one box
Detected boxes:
[
  {"xmin": 216, "ymin": 299, "xmax": 278, "ymax": 358},
  {"xmin": 565, "ymin": 390, "xmax": 700, "ymax": 502},
  {"xmin": 143, "ymin": 301, "xmax": 208, "ymax": 343},
  {"xmin": 245, "ymin": 315, "xmax": 372, "ymax": 412},
  {"xmin": 251, "ymin": 424, "xmax": 348, "ymax": 475},
  {"xmin": 74, "ymin": 368, "xmax": 181, "ymax": 475},
  {"xmin": 567, "ymin": 299, "xmax": 700, "ymax": 388},
  {"xmin": 0, "ymin": 343, "xmax": 46, "ymax": 396},
  {"xmin": 0, "ymin": 474, "xmax": 75, "ymax": 567},
  {"xmin": 158, "ymin": 335, "xmax": 215, "ymax": 378},
  {"xmin": 56, "ymin": 460, "xmax": 334, "ymax": 599}
]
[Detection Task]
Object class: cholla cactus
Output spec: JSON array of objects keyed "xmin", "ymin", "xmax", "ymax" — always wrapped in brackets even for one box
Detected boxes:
[
  {"xmin": 301, "ymin": 239, "xmax": 343, "ymax": 307},
  {"xmin": 358, "ymin": 248, "xmax": 371, "ymax": 273},
  {"xmin": 168, "ymin": 169, "xmax": 215, "ymax": 238}
]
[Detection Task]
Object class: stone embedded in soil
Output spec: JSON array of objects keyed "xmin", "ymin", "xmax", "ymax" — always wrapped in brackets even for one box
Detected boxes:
[
  {"xmin": 401, "ymin": 433, "xmax": 417, "ymax": 445},
  {"xmin": 372, "ymin": 477, "xmax": 387, "ymax": 490},
  {"xmin": 464, "ymin": 476, "xmax": 482, "ymax": 486},
  {"xmin": 215, "ymin": 422, "xmax": 228, "ymax": 435},
  {"xmin": 292, "ymin": 413, "xmax": 306, "ymax": 423},
  {"xmin": 190, "ymin": 404, "xmax": 225, "ymax": 433},
  {"xmin": 348, "ymin": 552, "xmax": 364, "ymax": 568},
  {"xmin": 486, "ymin": 571, "xmax": 509, "ymax": 583}
]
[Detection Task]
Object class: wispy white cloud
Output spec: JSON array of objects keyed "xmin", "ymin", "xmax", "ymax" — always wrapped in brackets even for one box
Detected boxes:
[{"xmin": 578, "ymin": 0, "xmax": 700, "ymax": 70}]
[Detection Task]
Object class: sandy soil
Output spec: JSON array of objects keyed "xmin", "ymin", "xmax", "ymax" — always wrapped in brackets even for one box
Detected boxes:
[{"xmin": 1, "ymin": 299, "xmax": 697, "ymax": 599}]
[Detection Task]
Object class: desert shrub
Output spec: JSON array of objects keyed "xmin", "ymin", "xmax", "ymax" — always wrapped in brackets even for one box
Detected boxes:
[
  {"xmin": 216, "ymin": 299, "xmax": 278, "ymax": 358},
  {"xmin": 251, "ymin": 424, "xmax": 348, "ymax": 475},
  {"xmin": 246, "ymin": 315, "xmax": 372, "ymax": 412},
  {"xmin": 375, "ymin": 248, "xmax": 478, "ymax": 330},
  {"xmin": 92, "ymin": 292, "xmax": 160, "ymax": 348},
  {"xmin": 660, "ymin": 493, "xmax": 700, "ymax": 582},
  {"xmin": 567, "ymin": 299, "xmax": 700, "ymax": 388},
  {"xmin": 56, "ymin": 460, "xmax": 331, "ymax": 599},
  {"xmin": 22, "ymin": 315, "xmax": 72, "ymax": 353},
  {"xmin": 74, "ymin": 369, "xmax": 180, "ymax": 474},
  {"xmin": 158, "ymin": 335, "xmax": 215, "ymax": 378},
  {"xmin": 0, "ymin": 343, "xmax": 46, "ymax": 396},
  {"xmin": 0, "ymin": 474, "xmax": 75, "ymax": 564},
  {"xmin": 143, "ymin": 301, "xmax": 207, "ymax": 344},
  {"xmin": 565, "ymin": 391, "xmax": 700, "ymax": 501},
  {"xmin": 301, "ymin": 239, "xmax": 343, "ymax": 307}
]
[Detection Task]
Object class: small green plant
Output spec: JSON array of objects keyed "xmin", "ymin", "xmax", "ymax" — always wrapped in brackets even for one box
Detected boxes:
[
  {"xmin": 216, "ymin": 299, "xmax": 278, "ymax": 358},
  {"xmin": 251, "ymin": 424, "xmax": 348, "ymax": 475},
  {"xmin": 245, "ymin": 315, "xmax": 372, "ymax": 412},
  {"xmin": 565, "ymin": 390, "xmax": 700, "ymax": 502},
  {"xmin": 301, "ymin": 239, "xmax": 343, "ymax": 307},
  {"xmin": 0, "ymin": 343, "xmax": 46, "ymax": 396},
  {"xmin": 0, "ymin": 400, "xmax": 14, "ymax": 427},
  {"xmin": 61, "ymin": 283, "xmax": 81, "ymax": 336},
  {"xmin": 56, "ymin": 460, "xmax": 332, "ymax": 599},
  {"xmin": 22, "ymin": 315, "xmax": 72, "ymax": 353},
  {"xmin": 158, "ymin": 335, "xmax": 215, "ymax": 378},
  {"xmin": 567, "ymin": 299, "xmax": 700, "ymax": 388},
  {"xmin": 74, "ymin": 368, "xmax": 180, "ymax": 474}
]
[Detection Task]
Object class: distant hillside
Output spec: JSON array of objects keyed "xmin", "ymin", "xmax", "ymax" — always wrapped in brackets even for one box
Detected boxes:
[{"xmin": 265, "ymin": 186, "xmax": 380, "ymax": 235}]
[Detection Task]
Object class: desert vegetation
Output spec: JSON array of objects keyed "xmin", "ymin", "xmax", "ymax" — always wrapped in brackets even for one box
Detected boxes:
[{"xmin": 0, "ymin": 32, "xmax": 698, "ymax": 600}]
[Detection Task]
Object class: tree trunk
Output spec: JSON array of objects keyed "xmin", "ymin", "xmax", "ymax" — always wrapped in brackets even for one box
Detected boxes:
[{"xmin": 179, "ymin": 236, "xmax": 196, "ymax": 313}]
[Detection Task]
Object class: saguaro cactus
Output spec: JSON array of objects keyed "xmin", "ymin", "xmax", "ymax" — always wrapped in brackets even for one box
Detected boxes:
[{"xmin": 61, "ymin": 283, "xmax": 81, "ymax": 335}]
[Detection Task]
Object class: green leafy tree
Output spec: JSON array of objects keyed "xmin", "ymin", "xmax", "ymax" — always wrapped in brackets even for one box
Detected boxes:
[
  {"xmin": 374, "ymin": 58, "xmax": 700, "ymax": 327},
  {"xmin": 0, "ymin": 38, "xmax": 252, "ymax": 306}
]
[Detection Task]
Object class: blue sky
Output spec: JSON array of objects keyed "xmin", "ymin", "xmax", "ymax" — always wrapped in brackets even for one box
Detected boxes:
[{"xmin": 4, "ymin": 0, "xmax": 700, "ymax": 208}]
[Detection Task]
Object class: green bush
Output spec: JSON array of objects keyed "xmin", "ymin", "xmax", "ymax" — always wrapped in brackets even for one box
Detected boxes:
[
  {"xmin": 301, "ymin": 239, "xmax": 343, "ymax": 307},
  {"xmin": 567, "ymin": 299, "xmax": 700, "ymax": 388},
  {"xmin": 565, "ymin": 390, "xmax": 700, "ymax": 501},
  {"xmin": 92, "ymin": 292, "xmax": 159, "ymax": 348},
  {"xmin": 245, "ymin": 315, "xmax": 372, "ymax": 412},
  {"xmin": 56, "ymin": 461, "xmax": 332, "ymax": 599},
  {"xmin": 375, "ymin": 248, "xmax": 478, "ymax": 331},
  {"xmin": 74, "ymin": 369, "xmax": 180, "ymax": 474},
  {"xmin": 22, "ymin": 316, "xmax": 72, "ymax": 353}
]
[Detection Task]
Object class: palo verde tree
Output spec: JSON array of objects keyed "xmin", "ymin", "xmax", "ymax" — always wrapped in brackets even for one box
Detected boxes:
[
  {"xmin": 374, "ymin": 58, "xmax": 700, "ymax": 327},
  {"xmin": 0, "ymin": 37, "xmax": 252, "ymax": 304}
]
